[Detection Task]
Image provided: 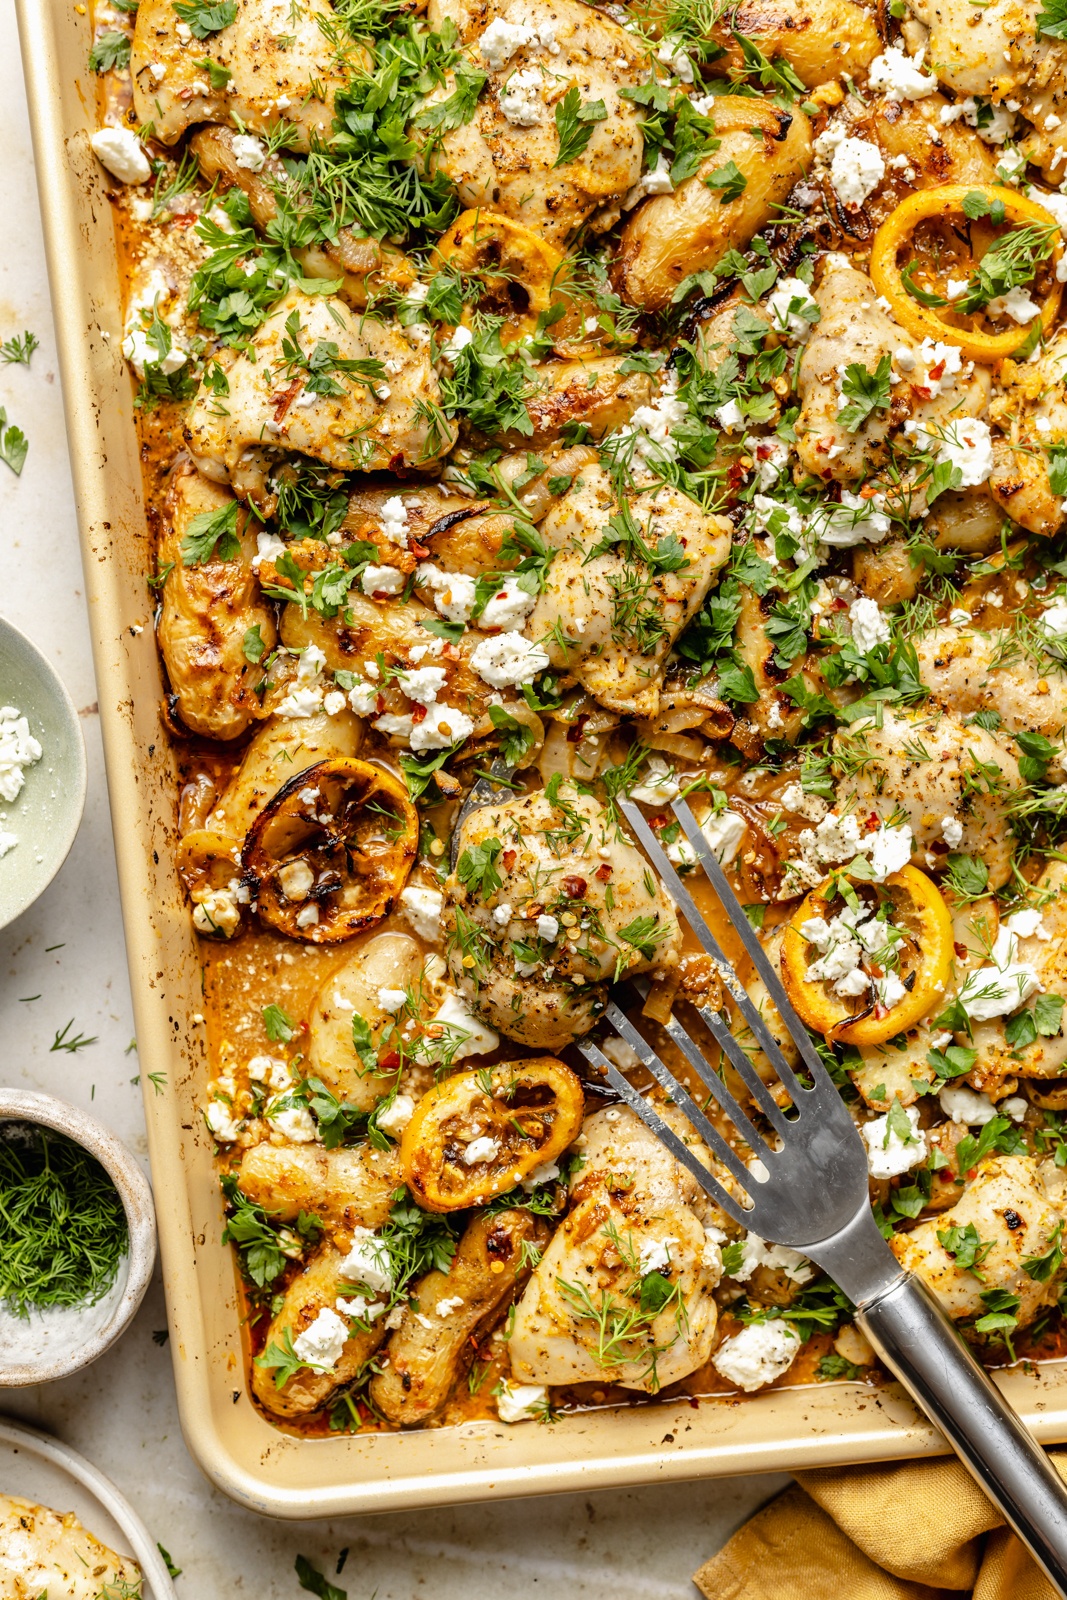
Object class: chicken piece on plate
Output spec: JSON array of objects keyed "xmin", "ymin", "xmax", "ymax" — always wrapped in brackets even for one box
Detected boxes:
[
  {"xmin": 903, "ymin": 0, "xmax": 1067, "ymax": 182},
  {"xmin": 306, "ymin": 931, "xmax": 424, "ymax": 1108},
  {"xmin": 835, "ymin": 704, "xmax": 1023, "ymax": 888},
  {"xmin": 916, "ymin": 624, "xmax": 1067, "ymax": 741},
  {"xmin": 495, "ymin": 356, "xmax": 652, "ymax": 450},
  {"xmin": 868, "ymin": 92, "xmax": 1000, "ymax": 188},
  {"xmin": 962, "ymin": 862, "xmax": 1067, "ymax": 1082},
  {"xmin": 988, "ymin": 329, "xmax": 1067, "ymax": 536},
  {"xmin": 418, "ymin": 0, "xmax": 649, "ymax": 248},
  {"xmin": 528, "ymin": 462, "xmax": 732, "ymax": 719},
  {"xmin": 614, "ymin": 97, "xmax": 812, "ymax": 312},
  {"xmin": 890, "ymin": 1155, "xmax": 1067, "ymax": 1326},
  {"xmin": 0, "ymin": 1496, "xmax": 142, "ymax": 1599},
  {"xmin": 370, "ymin": 1208, "xmax": 550, "ymax": 1423},
  {"xmin": 189, "ymin": 125, "xmax": 415, "ymax": 310},
  {"xmin": 508, "ymin": 1103, "xmax": 723, "ymax": 1390},
  {"xmin": 236, "ymin": 1139, "xmax": 402, "ymax": 1230},
  {"xmin": 441, "ymin": 783, "xmax": 681, "ymax": 1048},
  {"xmin": 131, "ymin": 0, "xmax": 356, "ymax": 147},
  {"xmin": 157, "ymin": 459, "xmax": 276, "ymax": 740},
  {"xmin": 796, "ymin": 261, "xmax": 991, "ymax": 486},
  {"xmin": 184, "ymin": 290, "xmax": 455, "ymax": 503},
  {"xmin": 708, "ymin": 0, "xmax": 880, "ymax": 88}
]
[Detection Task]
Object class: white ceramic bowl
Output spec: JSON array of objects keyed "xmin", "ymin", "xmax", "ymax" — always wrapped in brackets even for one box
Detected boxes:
[
  {"xmin": 0, "ymin": 1091, "xmax": 156, "ymax": 1386},
  {"xmin": 0, "ymin": 614, "xmax": 87, "ymax": 931}
]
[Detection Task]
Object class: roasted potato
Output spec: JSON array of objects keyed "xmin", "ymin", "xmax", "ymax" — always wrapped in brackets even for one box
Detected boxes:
[
  {"xmin": 236, "ymin": 1140, "xmax": 402, "ymax": 1230},
  {"xmin": 307, "ymin": 932, "xmax": 425, "ymax": 1107},
  {"xmin": 369, "ymin": 1208, "xmax": 550, "ymax": 1424},
  {"xmin": 614, "ymin": 98, "xmax": 813, "ymax": 311},
  {"xmin": 157, "ymin": 460, "xmax": 276, "ymax": 740}
]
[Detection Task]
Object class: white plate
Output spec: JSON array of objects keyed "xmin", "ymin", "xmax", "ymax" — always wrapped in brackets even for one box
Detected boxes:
[{"xmin": 0, "ymin": 1415, "xmax": 177, "ymax": 1598}]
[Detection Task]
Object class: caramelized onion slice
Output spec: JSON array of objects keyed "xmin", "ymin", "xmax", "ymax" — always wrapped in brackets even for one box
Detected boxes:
[{"xmin": 242, "ymin": 759, "xmax": 417, "ymax": 944}]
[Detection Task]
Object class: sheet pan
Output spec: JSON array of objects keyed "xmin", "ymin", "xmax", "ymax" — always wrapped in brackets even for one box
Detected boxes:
[{"xmin": 17, "ymin": 0, "xmax": 1067, "ymax": 1515}]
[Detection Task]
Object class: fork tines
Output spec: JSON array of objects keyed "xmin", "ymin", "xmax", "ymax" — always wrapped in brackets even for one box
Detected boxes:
[{"xmin": 577, "ymin": 796, "xmax": 847, "ymax": 1223}]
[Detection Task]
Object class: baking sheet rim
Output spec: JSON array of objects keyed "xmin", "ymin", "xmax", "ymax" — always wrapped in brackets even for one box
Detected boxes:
[{"xmin": 16, "ymin": 0, "xmax": 1067, "ymax": 1516}]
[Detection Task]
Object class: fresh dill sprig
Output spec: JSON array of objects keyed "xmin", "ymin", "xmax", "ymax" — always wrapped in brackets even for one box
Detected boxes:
[{"xmin": 0, "ymin": 1127, "xmax": 128, "ymax": 1316}]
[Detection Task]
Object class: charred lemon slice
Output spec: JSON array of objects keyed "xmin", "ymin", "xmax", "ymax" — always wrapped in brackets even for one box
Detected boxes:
[
  {"xmin": 433, "ymin": 210, "xmax": 571, "ymax": 341},
  {"xmin": 780, "ymin": 864, "xmax": 953, "ymax": 1046},
  {"xmin": 401, "ymin": 1057, "xmax": 585, "ymax": 1212},
  {"xmin": 242, "ymin": 758, "xmax": 417, "ymax": 944}
]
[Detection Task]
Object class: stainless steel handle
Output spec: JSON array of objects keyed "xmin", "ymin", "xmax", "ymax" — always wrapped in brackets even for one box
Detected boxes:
[{"xmin": 857, "ymin": 1274, "xmax": 1067, "ymax": 1595}]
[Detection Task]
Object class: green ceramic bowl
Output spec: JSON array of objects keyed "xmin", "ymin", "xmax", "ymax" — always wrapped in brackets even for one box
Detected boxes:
[{"xmin": 0, "ymin": 616, "xmax": 86, "ymax": 931}]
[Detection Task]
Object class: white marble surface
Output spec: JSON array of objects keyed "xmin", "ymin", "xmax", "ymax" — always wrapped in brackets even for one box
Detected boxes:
[{"xmin": 0, "ymin": 14, "xmax": 788, "ymax": 1593}]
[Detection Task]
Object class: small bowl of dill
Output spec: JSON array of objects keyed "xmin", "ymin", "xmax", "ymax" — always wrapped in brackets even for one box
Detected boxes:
[{"xmin": 0, "ymin": 1090, "xmax": 156, "ymax": 1385}]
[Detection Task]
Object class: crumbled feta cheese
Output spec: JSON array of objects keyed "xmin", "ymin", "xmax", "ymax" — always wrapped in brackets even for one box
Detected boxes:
[
  {"xmin": 122, "ymin": 326, "xmax": 187, "ymax": 379},
  {"xmin": 436, "ymin": 1295, "xmax": 465, "ymax": 1317},
  {"xmin": 266, "ymin": 1099, "xmax": 320, "ymax": 1143},
  {"xmin": 916, "ymin": 337, "xmax": 963, "ymax": 396},
  {"xmin": 715, "ymin": 399, "xmax": 744, "ymax": 433},
  {"xmin": 374, "ymin": 712, "xmax": 413, "ymax": 741},
  {"xmin": 861, "ymin": 1104, "xmax": 926, "ymax": 1179},
  {"xmin": 192, "ymin": 885, "xmax": 242, "ymax": 938},
  {"xmin": 463, "ymin": 1135, "xmax": 501, "ymax": 1165},
  {"xmin": 939, "ymin": 1085, "xmax": 999, "ymax": 1125},
  {"xmin": 277, "ymin": 858, "xmax": 314, "ymax": 901},
  {"xmin": 496, "ymin": 1380, "xmax": 548, "ymax": 1422},
  {"xmin": 441, "ymin": 324, "xmax": 474, "ymax": 362},
  {"xmin": 1040, "ymin": 599, "xmax": 1067, "ymax": 649},
  {"xmin": 339, "ymin": 1228, "xmax": 394, "ymax": 1294},
  {"xmin": 996, "ymin": 147, "xmax": 1027, "ymax": 184},
  {"xmin": 400, "ymin": 885, "xmax": 443, "ymax": 941},
  {"xmin": 941, "ymin": 814, "xmax": 964, "ymax": 847},
  {"xmin": 656, "ymin": 33, "xmax": 694, "ymax": 80},
  {"xmin": 765, "ymin": 276, "xmax": 820, "ymax": 338},
  {"xmin": 866, "ymin": 46, "xmax": 937, "ymax": 101},
  {"xmin": 1000, "ymin": 1095, "xmax": 1029, "ymax": 1122},
  {"xmin": 409, "ymin": 700, "xmax": 475, "ymax": 751},
  {"xmin": 905, "ymin": 417, "xmax": 995, "ymax": 488},
  {"xmin": 622, "ymin": 152, "xmax": 674, "ymax": 209},
  {"xmin": 711, "ymin": 1319, "xmax": 800, "ymax": 1392},
  {"xmin": 499, "ymin": 66, "xmax": 544, "ymax": 125},
  {"xmin": 375, "ymin": 1093, "xmax": 416, "ymax": 1135},
  {"xmin": 1005, "ymin": 909, "xmax": 1049, "ymax": 941},
  {"xmin": 91, "ymin": 127, "xmax": 152, "ymax": 185},
  {"xmin": 379, "ymin": 494, "xmax": 410, "ymax": 547},
  {"xmin": 956, "ymin": 925, "xmax": 1041, "ymax": 1021},
  {"xmin": 869, "ymin": 822, "xmax": 913, "ymax": 879},
  {"xmin": 479, "ymin": 576, "xmax": 537, "ymax": 631},
  {"xmin": 424, "ymin": 990, "xmax": 500, "ymax": 1060},
  {"xmin": 231, "ymin": 133, "xmax": 267, "ymax": 172},
  {"xmin": 205, "ymin": 1100, "xmax": 241, "ymax": 1142},
  {"xmin": 824, "ymin": 134, "xmax": 885, "ymax": 207},
  {"xmin": 362, "ymin": 563, "xmax": 406, "ymax": 597},
  {"xmin": 810, "ymin": 490, "xmax": 891, "ymax": 548},
  {"xmin": 417, "ymin": 563, "xmax": 477, "ymax": 624},
  {"xmin": 252, "ymin": 531, "xmax": 286, "ymax": 570},
  {"xmin": 248, "ymin": 1054, "xmax": 291, "ymax": 1090},
  {"xmin": 520, "ymin": 1157, "xmax": 561, "ymax": 1192},
  {"xmin": 395, "ymin": 665, "xmax": 447, "ymax": 704},
  {"xmin": 292, "ymin": 1307, "xmax": 349, "ymax": 1371},
  {"xmin": 470, "ymin": 632, "xmax": 550, "ymax": 688},
  {"xmin": 347, "ymin": 679, "xmax": 380, "ymax": 715},
  {"xmin": 537, "ymin": 913, "xmax": 560, "ymax": 941},
  {"xmin": 731, "ymin": 1234, "xmax": 814, "ymax": 1284},
  {"xmin": 377, "ymin": 987, "xmax": 408, "ymax": 1012},
  {"xmin": 629, "ymin": 755, "xmax": 681, "ymax": 805},
  {"xmin": 988, "ymin": 285, "xmax": 1042, "ymax": 324},
  {"xmin": 637, "ymin": 1236, "xmax": 675, "ymax": 1274},
  {"xmin": 478, "ymin": 16, "xmax": 533, "ymax": 68},
  {"xmin": 848, "ymin": 596, "xmax": 891, "ymax": 654},
  {"xmin": 0, "ymin": 706, "xmax": 42, "ymax": 805}
]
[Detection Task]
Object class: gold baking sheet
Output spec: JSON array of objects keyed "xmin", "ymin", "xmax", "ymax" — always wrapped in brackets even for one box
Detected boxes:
[{"xmin": 16, "ymin": 0, "xmax": 1067, "ymax": 1516}]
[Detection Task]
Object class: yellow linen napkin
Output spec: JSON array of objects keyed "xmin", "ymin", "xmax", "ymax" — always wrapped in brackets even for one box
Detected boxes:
[{"xmin": 693, "ymin": 1454, "xmax": 1067, "ymax": 1600}]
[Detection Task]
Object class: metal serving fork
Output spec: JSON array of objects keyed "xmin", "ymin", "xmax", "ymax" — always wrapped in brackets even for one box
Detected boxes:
[{"xmin": 578, "ymin": 794, "xmax": 1067, "ymax": 1594}]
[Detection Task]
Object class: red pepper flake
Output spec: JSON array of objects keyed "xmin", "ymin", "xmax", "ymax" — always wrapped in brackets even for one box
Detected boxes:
[
  {"xmin": 954, "ymin": 940, "xmax": 968, "ymax": 960},
  {"xmin": 411, "ymin": 703, "xmax": 428, "ymax": 723},
  {"xmin": 410, "ymin": 539, "xmax": 430, "ymax": 559},
  {"xmin": 562, "ymin": 875, "xmax": 587, "ymax": 898},
  {"xmin": 271, "ymin": 378, "xmax": 302, "ymax": 422},
  {"xmin": 377, "ymin": 1050, "xmax": 400, "ymax": 1071},
  {"xmin": 502, "ymin": 849, "xmax": 516, "ymax": 871},
  {"xmin": 595, "ymin": 862, "xmax": 613, "ymax": 882},
  {"xmin": 831, "ymin": 596, "xmax": 848, "ymax": 610},
  {"xmin": 566, "ymin": 713, "xmax": 590, "ymax": 745}
]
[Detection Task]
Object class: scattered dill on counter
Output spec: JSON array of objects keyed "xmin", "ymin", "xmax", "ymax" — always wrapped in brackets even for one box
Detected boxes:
[{"xmin": 0, "ymin": 1126, "xmax": 128, "ymax": 1316}]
